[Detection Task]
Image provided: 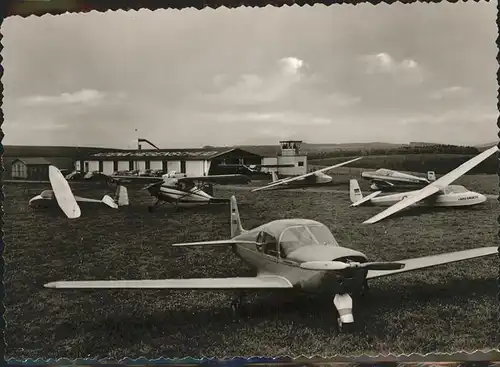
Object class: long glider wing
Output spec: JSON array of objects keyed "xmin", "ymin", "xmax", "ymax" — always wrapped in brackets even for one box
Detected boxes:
[
  {"xmin": 44, "ymin": 274, "xmax": 293, "ymax": 289},
  {"xmin": 363, "ymin": 145, "xmax": 499, "ymax": 224},
  {"xmin": 251, "ymin": 157, "xmax": 363, "ymax": 192},
  {"xmin": 366, "ymin": 246, "xmax": 498, "ymax": 280},
  {"xmin": 48, "ymin": 166, "xmax": 81, "ymax": 219}
]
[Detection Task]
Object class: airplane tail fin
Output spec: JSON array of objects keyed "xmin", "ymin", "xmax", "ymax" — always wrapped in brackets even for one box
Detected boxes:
[
  {"xmin": 102, "ymin": 195, "xmax": 119, "ymax": 209},
  {"xmin": 115, "ymin": 185, "xmax": 129, "ymax": 206},
  {"xmin": 349, "ymin": 179, "xmax": 363, "ymax": 204},
  {"xmin": 230, "ymin": 195, "xmax": 244, "ymax": 237},
  {"xmin": 271, "ymin": 171, "xmax": 279, "ymax": 182},
  {"xmin": 427, "ymin": 171, "xmax": 436, "ymax": 182}
]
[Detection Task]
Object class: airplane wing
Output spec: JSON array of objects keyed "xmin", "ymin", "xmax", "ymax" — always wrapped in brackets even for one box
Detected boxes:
[
  {"xmin": 178, "ymin": 174, "xmax": 251, "ymax": 185},
  {"xmin": 350, "ymin": 191, "xmax": 382, "ymax": 207},
  {"xmin": 172, "ymin": 240, "xmax": 259, "ymax": 247},
  {"xmin": 44, "ymin": 274, "xmax": 293, "ymax": 289},
  {"xmin": 219, "ymin": 164, "xmax": 294, "ymax": 168},
  {"xmin": 375, "ymin": 180, "xmax": 395, "ymax": 187},
  {"xmin": 366, "ymin": 246, "xmax": 498, "ymax": 280},
  {"xmin": 251, "ymin": 157, "xmax": 363, "ymax": 192},
  {"xmin": 363, "ymin": 145, "xmax": 499, "ymax": 224},
  {"xmin": 109, "ymin": 175, "xmax": 164, "ymax": 184}
]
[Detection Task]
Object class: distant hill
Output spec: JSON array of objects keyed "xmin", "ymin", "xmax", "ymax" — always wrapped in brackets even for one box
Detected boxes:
[
  {"xmin": 2, "ymin": 145, "xmax": 122, "ymax": 158},
  {"xmin": 474, "ymin": 141, "xmax": 498, "ymax": 151}
]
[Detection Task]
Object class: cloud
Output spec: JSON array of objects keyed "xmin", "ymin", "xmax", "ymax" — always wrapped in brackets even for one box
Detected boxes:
[
  {"xmin": 201, "ymin": 57, "xmax": 308, "ymax": 106},
  {"xmin": 206, "ymin": 110, "xmax": 332, "ymax": 126},
  {"xmin": 429, "ymin": 86, "xmax": 471, "ymax": 100},
  {"xmin": 324, "ymin": 92, "xmax": 362, "ymax": 107},
  {"xmin": 400, "ymin": 107, "xmax": 497, "ymax": 126},
  {"xmin": 362, "ymin": 52, "xmax": 423, "ymax": 85},
  {"xmin": 19, "ymin": 89, "xmax": 113, "ymax": 107}
]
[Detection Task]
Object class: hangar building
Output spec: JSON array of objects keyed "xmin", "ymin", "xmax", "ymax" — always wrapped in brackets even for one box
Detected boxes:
[
  {"xmin": 78, "ymin": 147, "xmax": 264, "ymax": 176},
  {"xmin": 78, "ymin": 141, "xmax": 308, "ymax": 177}
]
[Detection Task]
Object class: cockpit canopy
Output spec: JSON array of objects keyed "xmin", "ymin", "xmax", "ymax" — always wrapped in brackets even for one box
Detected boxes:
[
  {"xmin": 40, "ymin": 190, "xmax": 54, "ymax": 199},
  {"xmin": 442, "ymin": 185, "xmax": 469, "ymax": 194},
  {"xmin": 374, "ymin": 169, "xmax": 393, "ymax": 176},
  {"xmin": 257, "ymin": 221, "xmax": 339, "ymax": 259}
]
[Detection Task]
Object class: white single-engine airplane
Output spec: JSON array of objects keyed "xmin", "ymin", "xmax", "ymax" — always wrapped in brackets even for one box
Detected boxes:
[
  {"xmin": 45, "ymin": 195, "xmax": 498, "ymax": 332},
  {"xmin": 29, "ymin": 166, "xmax": 129, "ymax": 219},
  {"xmin": 251, "ymin": 157, "xmax": 363, "ymax": 192},
  {"xmin": 93, "ymin": 171, "xmax": 251, "ymax": 213},
  {"xmin": 361, "ymin": 168, "xmax": 436, "ymax": 191},
  {"xmin": 218, "ymin": 163, "xmax": 295, "ymax": 174},
  {"xmin": 350, "ymin": 145, "xmax": 498, "ymax": 224}
]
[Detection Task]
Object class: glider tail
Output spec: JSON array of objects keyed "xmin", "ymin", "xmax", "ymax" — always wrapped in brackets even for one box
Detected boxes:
[
  {"xmin": 427, "ymin": 171, "xmax": 436, "ymax": 182},
  {"xmin": 115, "ymin": 185, "xmax": 129, "ymax": 207},
  {"xmin": 230, "ymin": 195, "xmax": 244, "ymax": 237},
  {"xmin": 271, "ymin": 171, "xmax": 279, "ymax": 182},
  {"xmin": 349, "ymin": 179, "xmax": 363, "ymax": 204}
]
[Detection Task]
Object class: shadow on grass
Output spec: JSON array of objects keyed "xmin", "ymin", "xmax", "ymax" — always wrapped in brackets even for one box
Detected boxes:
[
  {"xmin": 384, "ymin": 205, "xmax": 488, "ymax": 220},
  {"xmin": 52, "ymin": 277, "xmax": 496, "ymax": 352}
]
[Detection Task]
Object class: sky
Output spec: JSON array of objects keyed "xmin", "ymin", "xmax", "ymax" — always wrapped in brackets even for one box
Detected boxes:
[{"xmin": 2, "ymin": 2, "xmax": 498, "ymax": 149}]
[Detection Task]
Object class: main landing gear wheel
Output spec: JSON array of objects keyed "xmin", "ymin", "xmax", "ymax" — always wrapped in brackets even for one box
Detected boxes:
[{"xmin": 336, "ymin": 318, "xmax": 356, "ymax": 333}]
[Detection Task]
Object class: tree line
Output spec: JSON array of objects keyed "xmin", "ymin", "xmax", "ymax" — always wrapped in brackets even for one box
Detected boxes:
[
  {"xmin": 310, "ymin": 152, "xmax": 498, "ymax": 175},
  {"xmin": 307, "ymin": 144, "xmax": 480, "ymax": 161}
]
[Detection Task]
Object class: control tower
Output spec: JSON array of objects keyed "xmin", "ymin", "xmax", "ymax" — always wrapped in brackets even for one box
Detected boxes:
[{"xmin": 277, "ymin": 140, "xmax": 307, "ymax": 176}]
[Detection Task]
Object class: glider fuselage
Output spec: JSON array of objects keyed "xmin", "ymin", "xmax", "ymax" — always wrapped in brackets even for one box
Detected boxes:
[{"xmin": 368, "ymin": 187, "xmax": 486, "ymax": 207}]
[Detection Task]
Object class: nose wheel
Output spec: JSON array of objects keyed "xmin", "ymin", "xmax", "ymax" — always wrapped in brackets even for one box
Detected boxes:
[{"xmin": 333, "ymin": 293, "xmax": 355, "ymax": 333}]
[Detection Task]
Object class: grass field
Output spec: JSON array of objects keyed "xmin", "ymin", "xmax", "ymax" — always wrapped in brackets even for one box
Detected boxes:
[{"xmin": 4, "ymin": 175, "xmax": 499, "ymax": 359}]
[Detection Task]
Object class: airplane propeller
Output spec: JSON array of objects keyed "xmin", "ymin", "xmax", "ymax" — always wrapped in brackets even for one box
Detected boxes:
[{"xmin": 300, "ymin": 260, "xmax": 405, "ymax": 271}]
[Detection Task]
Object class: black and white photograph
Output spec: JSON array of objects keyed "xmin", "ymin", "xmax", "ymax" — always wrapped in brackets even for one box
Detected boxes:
[{"xmin": 2, "ymin": 1, "xmax": 499, "ymax": 359}]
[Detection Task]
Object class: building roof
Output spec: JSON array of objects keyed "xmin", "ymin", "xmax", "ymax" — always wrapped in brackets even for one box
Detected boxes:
[
  {"xmin": 13, "ymin": 157, "xmax": 52, "ymax": 165},
  {"xmin": 237, "ymin": 145, "xmax": 281, "ymax": 157},
  {"xmin": 89, "ymin": 148, "xmax": 236, "ymax": 160}
]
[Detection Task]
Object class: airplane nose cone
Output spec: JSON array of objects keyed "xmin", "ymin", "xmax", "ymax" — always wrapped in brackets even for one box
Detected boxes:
[{"xmin": 478, "ymin": 193, "xmax": 487, "ymax": 203}]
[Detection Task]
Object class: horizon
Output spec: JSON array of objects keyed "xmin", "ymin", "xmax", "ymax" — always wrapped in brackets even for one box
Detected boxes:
[
  {"xmin": 3, "ymin": 2, "xmax": 498, "ymax": 148},
  {"xmin": 3, "ymin": 139, "xmax": 496, "ymax": 150}
]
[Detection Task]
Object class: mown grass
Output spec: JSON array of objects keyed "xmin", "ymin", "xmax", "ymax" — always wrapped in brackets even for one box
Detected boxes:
[{"xmin": 4, "ymin": 179, "xmax": 499, "ymax": 359}]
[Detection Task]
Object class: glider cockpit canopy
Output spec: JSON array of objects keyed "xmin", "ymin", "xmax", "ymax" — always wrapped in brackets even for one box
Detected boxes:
[{"xmin": 40, "ymin": 190, "xmax": 55, "ymax": 199}]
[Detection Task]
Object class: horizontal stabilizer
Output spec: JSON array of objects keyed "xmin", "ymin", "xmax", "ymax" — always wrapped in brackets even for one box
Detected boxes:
[
  {"xmin": 44, "ymin": 275, "xmax": 293, "ymax": 289},
  {"xmin": 171, "ymin": 240, "xmax": 259, "ymax": 247},
  {"xmin": 351, "ymin": 191, "xmax": 382, "ymax": 207},
  {"xmin": 102, "ymin": 195, "xmax": 118, "ymax": 209}
]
